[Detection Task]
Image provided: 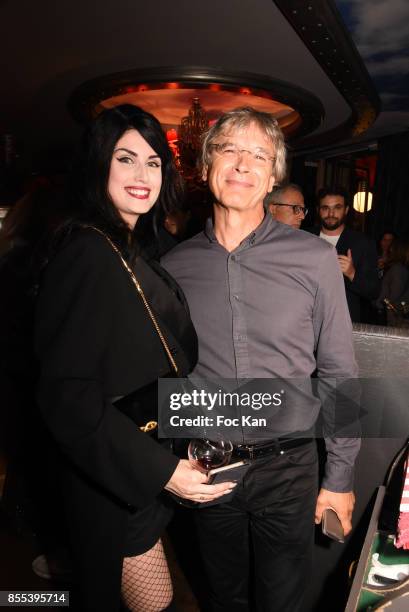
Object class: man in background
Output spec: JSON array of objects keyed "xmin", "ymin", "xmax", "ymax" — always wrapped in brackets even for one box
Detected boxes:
[
  {"xmin": 267, "ymin": 182, "xmax": 307, "ymax": 229},
  {"xmin": 311, "ymin": 186, "xmax": 380, "ymax": 322}
]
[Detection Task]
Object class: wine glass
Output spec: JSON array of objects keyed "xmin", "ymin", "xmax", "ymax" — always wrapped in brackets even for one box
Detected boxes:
[{"xmin": 188, "ymin": 436, "xmax": 233, "ymax": 473}]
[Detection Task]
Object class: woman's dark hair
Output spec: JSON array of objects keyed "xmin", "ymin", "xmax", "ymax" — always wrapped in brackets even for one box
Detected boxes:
[{"xmin": 70, "ymin": 104, "xmax": 183, "ymax": 261}]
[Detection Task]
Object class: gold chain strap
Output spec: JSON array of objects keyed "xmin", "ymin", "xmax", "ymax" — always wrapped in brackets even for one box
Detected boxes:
[{"xmin": 87, "ymin": 226, "xmax": 179, "ymax": 376}]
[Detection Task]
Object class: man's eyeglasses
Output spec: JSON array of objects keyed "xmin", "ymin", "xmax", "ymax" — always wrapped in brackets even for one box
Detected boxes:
[
  {"xmin": 273, "ymin": 203, "xmax": 308, "ymax": 216},
  {"xmin": 209, "ymin": 142, "xmax": 276, "ymax": 167},
  {"xmin": 319, "ymin": 204, "xmax": 345, "ymax": 213}
]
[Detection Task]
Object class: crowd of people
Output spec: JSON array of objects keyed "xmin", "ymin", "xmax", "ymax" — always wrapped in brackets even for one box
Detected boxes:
[
  {"xmin": 0, "ymin": 103, "xmax": 406, "ymax": 612},
  {"xmin": 268, "ymin": 186, "xmax": 409, "ymax": 328}
]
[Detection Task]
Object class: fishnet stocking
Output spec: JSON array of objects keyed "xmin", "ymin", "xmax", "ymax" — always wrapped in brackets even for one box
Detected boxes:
[{"xmin": 121, "ymin": 539, "xmax": 173, "ymax": 612}]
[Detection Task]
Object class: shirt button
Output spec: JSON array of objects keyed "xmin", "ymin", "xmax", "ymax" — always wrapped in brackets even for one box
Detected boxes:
[
  {"xmin": 231, "ymin": 255, "xmax": 236, "ymax": 261},
  {"xmin": 233, "ymin": 294, "xmax": 240, "ymax": 300}
]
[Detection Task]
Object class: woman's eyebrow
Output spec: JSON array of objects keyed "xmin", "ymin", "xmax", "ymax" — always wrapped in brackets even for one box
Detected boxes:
[
  {"xmin": 114, "ymin": 147, "xmax": 160, "ymax": 160},
  {"xmin": 114, "ymin": 147, "xmax": 136, "ymax": 156}
]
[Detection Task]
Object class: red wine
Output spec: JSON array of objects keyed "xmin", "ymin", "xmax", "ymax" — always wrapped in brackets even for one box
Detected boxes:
[
  {"xmin": 188, "ymin": 439, "xmax": 233, "ymax": 473},
  {"xmin": 196, "ymin": 457, "xmax": 216, "ymax": 471},
  {"xmin": 196, "ymin": 452, "xmax": 227, "ymax": 471}
]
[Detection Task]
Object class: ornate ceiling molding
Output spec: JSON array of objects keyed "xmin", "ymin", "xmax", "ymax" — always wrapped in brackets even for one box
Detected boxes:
[
  {"xmin": 68, "ymin": 65, "xmax": 324, "ymax": 142},
  {"xmin": 274, "ymin": 0, "xmax": 380, "ymax": 147}
]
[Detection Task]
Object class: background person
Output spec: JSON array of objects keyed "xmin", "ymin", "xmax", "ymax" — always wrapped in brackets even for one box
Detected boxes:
[
  {"xmin": 267, "ymin": 182, "xmax": 307, "ymax": 229},
  {"xmin": 34, "ymin": 105, "xmax": 234, "ymax": 612},
  {"xmin": 310, "ymin": 186, "xmax": 380, "ymax": 323},
  {"xmin": 376, "ymin": 238, "xmax": 409, "ymax": 327},
  {"xmin": 0, "ymin": 184, "xmax": 71, "ymax": 579},
  {"xmin": 377, "ymin": 230, "xmax": 395, "ymax": 277}
]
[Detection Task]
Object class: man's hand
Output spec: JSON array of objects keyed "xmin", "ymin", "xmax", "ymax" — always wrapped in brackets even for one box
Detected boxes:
[
  {"xmin": 377, "ymin": 256, "xmax": 386, "ymax": 271},
  {"xmin": 315, "ymin": 488, "xmax": 355, "ymax": 536},
  {"xmin": 165, "ymin": 459, "xmax": 236, "ymax": 504},
  {"xmin": 338, "ymin": 248, "xmax": 356, "ymax": 281}
]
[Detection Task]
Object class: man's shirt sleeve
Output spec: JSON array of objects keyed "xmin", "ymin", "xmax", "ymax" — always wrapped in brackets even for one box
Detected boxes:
[{"xmin": 313, "ymin": 247, "xmax": 360, "ymax": 492}]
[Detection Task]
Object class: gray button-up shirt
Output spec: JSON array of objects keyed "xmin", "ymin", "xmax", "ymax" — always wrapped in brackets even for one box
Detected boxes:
[{"xmin": 162, "ymin": 214, "xmax": 359, "ymax": 492}]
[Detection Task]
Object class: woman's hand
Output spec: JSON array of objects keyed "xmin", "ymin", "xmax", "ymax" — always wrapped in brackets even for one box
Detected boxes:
[{"xmin": 164, "ymin": 459, "xmax": 236, "ymax": 503}]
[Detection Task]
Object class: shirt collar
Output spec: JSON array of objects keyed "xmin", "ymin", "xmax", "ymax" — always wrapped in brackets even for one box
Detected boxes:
[{"xmin": 204, "ymin": 211, "xmax": 278, "ymax": 248}]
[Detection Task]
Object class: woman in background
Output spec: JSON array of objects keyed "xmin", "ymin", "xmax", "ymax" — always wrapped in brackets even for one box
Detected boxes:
[
  {"xmin": 377, "ymin": 230, "xmax": 395, "ymax": 278},
  {"xmin": 376, "ymin": 238, "xmax": 409, "ymax": 327},
  {"xmin": 35, "ymin": 105, "xmax": 234, "ymax": 611}
]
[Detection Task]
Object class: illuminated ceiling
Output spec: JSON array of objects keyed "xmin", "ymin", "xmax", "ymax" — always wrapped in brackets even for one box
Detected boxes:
[
  {"xmin": 99, "ymin": 88, "xmax": 299, "ymax": 135},
  {"xmin": 0, "ymin": 0, "xmax": 385, "ymax": 162},
  {"xmin": 69, "ymin": 67, "xmax": 324, "ymax": 140}
]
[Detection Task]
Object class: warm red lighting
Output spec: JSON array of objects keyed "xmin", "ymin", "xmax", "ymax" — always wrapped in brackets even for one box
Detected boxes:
[
  {"xmin": 166, "ymin": 128, "xmax": 178, "ymax": 141},
  {"xmin": 356, "ymin": 156, "xmax": 377, "ymax": 188},
  {"xmin": 167, "ymin": 140, "xmax": 180, "ymax": 166},
  {"xmin": 95, "ymin": 84, "xmax": 299, "ymax": 139}
]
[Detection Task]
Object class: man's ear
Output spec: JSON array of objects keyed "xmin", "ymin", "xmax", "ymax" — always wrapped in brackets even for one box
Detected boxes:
[
  {"xmin": 268, "ymin": 175, "xmax": 275, "ymax": 193},
  {"xmin": 345, "ymin": 206, "xmax": 349, "ymax": 215},
  {"xmin": 202, "ymin": 165, "xmax": 208, "ymax": 181}
]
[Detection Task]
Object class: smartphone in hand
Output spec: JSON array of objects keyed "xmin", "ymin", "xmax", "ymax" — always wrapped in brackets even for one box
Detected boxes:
[
  {"xmin": 208, "ymin": 460, "xmax": 250, "ymax": 484},
  {"xmin": 197, "ymin": 461, "xmax": 251, "ymax": 508},
  {"xmin": 321, "ymin": 508, "xmax": 345, "ymax": 543}
]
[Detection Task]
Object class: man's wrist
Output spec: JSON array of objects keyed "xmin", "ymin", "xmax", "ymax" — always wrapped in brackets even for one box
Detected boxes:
[{"xmin": 322, "ymin": 464, "xmax": 355, "ymax": 493}]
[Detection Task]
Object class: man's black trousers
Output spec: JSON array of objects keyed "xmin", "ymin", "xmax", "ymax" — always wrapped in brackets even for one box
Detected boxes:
[{"xmin": 194, "ymin": 441, "xmax": 318, "ymax": 612}]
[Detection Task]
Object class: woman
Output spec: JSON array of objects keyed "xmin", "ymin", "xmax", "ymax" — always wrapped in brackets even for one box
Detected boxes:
[
  {"xmin": 35, "ymin": 105, "xmax": 234, "ymax": 611},
  {"xmin": 377, "ymin": 230, "xmax": 395, "ymax": 278},
  {"xmin": 376, "ymin": 238, "xmax": 409, "ymax": 327}
]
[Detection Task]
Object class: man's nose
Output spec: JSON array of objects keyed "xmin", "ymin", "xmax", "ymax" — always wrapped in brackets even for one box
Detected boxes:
[{"xmin": 235, "ymin": 151, "xmax": 251, "ymax": 172}]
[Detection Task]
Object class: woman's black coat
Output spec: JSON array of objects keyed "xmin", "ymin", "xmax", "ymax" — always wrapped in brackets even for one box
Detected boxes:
[{"xmin": 35, "ymin": 228, "xmax": 197, "ymax": 611}]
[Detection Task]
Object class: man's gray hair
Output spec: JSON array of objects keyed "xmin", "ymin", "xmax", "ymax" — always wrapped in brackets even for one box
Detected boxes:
[
  {"xmin": 267, "ymin": 182, "xmax": 304, "ymax": 205},
  {"xmin": 201, "ymin": 107, "xmax": 287, "ymax": 184}
]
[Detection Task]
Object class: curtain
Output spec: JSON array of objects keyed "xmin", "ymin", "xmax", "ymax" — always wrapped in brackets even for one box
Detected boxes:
[{"xmin": 372, "ymin": 131, "xmax": 409, "ymax": 239}]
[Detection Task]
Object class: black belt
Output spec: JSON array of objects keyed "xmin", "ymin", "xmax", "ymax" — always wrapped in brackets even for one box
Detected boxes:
[{"xmin": 233, "ymin": 438, "xmax": 312, "ymax": 460}]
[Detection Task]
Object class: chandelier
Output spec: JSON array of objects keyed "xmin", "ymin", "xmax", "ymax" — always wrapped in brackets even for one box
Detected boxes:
[{"xmin": 176, "ymin": 98, "xmax": 209, "ymax": 181}]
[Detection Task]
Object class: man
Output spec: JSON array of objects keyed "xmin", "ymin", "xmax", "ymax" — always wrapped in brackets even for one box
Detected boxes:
[
  {"xmin": 162, "ymin": 108, "xmax": 359, "ymax": 612},
  {"xmin": 310, "ymin": 187, "xmax": 380, "ymax": 322},
  {"xmin": 268, "ymin": 182, "xmax": 307, "ymax": 228}
]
